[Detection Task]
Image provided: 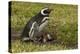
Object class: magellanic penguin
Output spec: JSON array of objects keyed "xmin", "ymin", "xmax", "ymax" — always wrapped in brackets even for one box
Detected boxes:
[{"xmin": 21, "ymin": 7, "xmax": 52, "ymax": 42}]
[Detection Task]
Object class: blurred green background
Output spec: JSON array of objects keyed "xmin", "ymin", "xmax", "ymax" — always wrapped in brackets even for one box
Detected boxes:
[{"xmin": 10, "ymin": 1, "xmax": 78, "ymax": 53}]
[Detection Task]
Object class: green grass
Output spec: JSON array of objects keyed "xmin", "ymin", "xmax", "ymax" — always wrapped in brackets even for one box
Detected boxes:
[
  {"xmin": 10, "ymin": 1, "xmax": 78, "ymax": 53},
  {"xmin": 11, "ymin": 40, "xmax": 74, "ymax": 53}
]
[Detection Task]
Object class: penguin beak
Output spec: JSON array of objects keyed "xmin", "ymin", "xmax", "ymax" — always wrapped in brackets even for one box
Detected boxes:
[
  {"xmin": 49, "ymin": 8, "xmax": 53, "ymax": 11},
  {"xmin": 48, "ymin": 9, "xmax": 53, "ymax": 13}
]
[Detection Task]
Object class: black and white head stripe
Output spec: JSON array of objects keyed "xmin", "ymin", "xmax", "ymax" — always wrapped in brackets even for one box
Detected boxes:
[
  {"xmin": 41, "ymin": 8, "xmax": 48, "ymax": 15},
  {"xmin": 41, "ymin": 8, "xmax": 52, "ymax": 15}
]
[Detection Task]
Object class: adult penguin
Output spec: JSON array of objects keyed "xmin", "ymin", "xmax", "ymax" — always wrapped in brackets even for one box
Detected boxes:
[{"xmin": 21, "ymin": 7, "xmax": 52, "ymax": 42}]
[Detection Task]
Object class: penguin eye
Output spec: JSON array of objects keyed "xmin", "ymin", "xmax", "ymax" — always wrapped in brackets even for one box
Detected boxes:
[
  {"xmin": 43, "ymin": 9, "xmax": 52, "ymax": 15},
  {"xmin": 44, "ymin": 10, "xmax": 50, "ymax": 14},
  {"xmin": 41, "ymin": 8, "xmax": 52, "ymax": 15}
]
